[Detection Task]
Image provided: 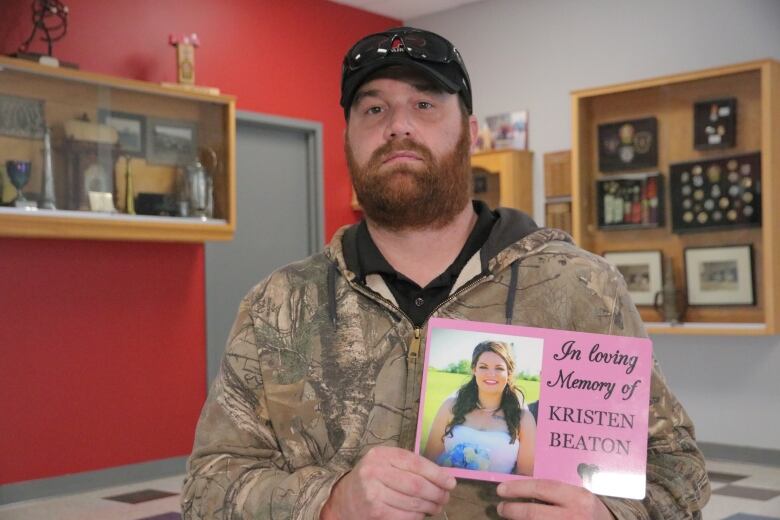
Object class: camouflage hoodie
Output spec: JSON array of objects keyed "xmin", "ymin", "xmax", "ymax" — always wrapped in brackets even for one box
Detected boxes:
[{"xmin": 182, "ymin": 208, "xmax": 710, "ymax": 519}]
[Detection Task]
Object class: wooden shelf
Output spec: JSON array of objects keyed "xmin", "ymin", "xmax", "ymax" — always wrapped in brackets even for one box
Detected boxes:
[
  {"xmin": 646, "ymin": 322, "xmax": 768, "ymax": 337},
  {"xmin": 0, "ymin": 56, "xmax": 236, "ymax": 243},
  {"xmin": 0, "ymin": 206, "xmax": 232, "ymax": 242},
  {"xmin": 571, "ymin": 59, "xmax": 780, "ymax": 336}
]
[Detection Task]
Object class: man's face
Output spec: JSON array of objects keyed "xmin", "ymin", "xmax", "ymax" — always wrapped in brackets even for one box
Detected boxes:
[{"xmin": 345, "ymin": 77, "xmax": 478, "ymax": 231}]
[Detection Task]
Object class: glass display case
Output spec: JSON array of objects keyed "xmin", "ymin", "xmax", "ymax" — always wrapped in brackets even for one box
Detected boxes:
[
  {"xmin": 571, "ymin": 59, "xmax": 780, "ymax": 335},
  {"xmin": 471, "ymin": 149, "xmax": 533, "ymax": 214},
  {"xmin": 0, "ymin": 55, "xmax": 236, "ymax": 242}
]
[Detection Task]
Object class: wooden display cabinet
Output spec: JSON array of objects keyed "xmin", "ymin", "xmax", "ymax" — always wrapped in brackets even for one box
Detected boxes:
[
  {"xmin": 471, "ymin": 149, "xmax": 533, "ymax": 214},
  {"xmin": 571, "ymin": 59, "xmax": 780, "ymax": 335},
  {"xmin": 544, "ymin": 150, "xmax": 572, "ymax": 234},
  {"xmin": 0, "ymin": 56, "xmax": 236, "ymax": 242}
]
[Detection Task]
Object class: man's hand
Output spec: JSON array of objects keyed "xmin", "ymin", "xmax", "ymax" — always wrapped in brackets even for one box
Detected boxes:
[
  {"xmin": 496, "ymin": 479, "xmax": 615, "ymax": 520},
  {"xmin": 320, "ymin": 446, "xmax": 456, "ymax": 520}
]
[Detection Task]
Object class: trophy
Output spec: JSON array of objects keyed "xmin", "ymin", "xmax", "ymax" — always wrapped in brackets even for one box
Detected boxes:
[
  {"xmin": 6, "ymin": 160, "xmax": 36, "ymax": 209},
  {"xmin": 185, "ymin": 158, "xmax": 209, "ymax": 219},
  {"xmin": 169, "ymin": 33, "xmax": 200, "ymax": 86},
  {"xmin": 654, "ymin": 257, "xmax": 687, "ymax": 324},
  {"xmin": 123, "ymin": 155, "xmax": 135, "ymax": 215},
  {"xmin": 39, "ymin": 128, "xmax": 57, "ymax": 209}
]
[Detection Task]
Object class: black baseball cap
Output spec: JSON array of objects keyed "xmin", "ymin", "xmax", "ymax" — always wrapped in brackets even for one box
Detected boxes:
[{"xmin": 340, "ymin": 27, "xmax": 473, "ymax": 118}]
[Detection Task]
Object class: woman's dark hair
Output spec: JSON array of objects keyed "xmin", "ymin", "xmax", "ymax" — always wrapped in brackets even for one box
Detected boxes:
[{"xmin": 443, "ymin": 340, "xmax": 524, "ymax": 443}]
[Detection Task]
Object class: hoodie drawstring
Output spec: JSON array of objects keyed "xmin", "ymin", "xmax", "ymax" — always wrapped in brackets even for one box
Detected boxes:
[
  {"xmin": 328, "ymin": 262, "xmax": 338, "ymax": 326},
  {"xmin": 505, "ymin": 261, "xmax": 519, "ymax": 325}
]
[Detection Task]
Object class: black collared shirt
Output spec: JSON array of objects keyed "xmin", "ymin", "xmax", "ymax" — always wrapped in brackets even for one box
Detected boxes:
[{"xmin": 353, "ymin": 201, "xmax": 496, "ymax": 326}]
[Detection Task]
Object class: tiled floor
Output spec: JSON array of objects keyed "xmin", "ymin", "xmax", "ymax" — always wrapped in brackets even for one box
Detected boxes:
[
  {"xmin": 706, "ymin": 458, "xmax": 780, "ymax": 520},
  {"xmin": 0, "ymin": 475, "xmax": 183, "ymax": 520},
  {"xmin": 0, "ymin": 458, "xmax": 778, "ymax": 519}
]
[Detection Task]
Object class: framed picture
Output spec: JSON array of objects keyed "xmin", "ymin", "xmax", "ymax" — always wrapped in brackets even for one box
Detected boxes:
[
  {"xmin": 684, "ymin": 245, "xmax": 755, "ymax": 306},
  {"xmin": 694, "ymin": 97, "xmax": 736, "ymax": 150},
  {"xmin": 603, "ymin": 251, "xmax": 663, "ymax": 306},
  {"xmin": 598, "ymin": 117, "xmax": 657, "ymax": 172},
  {"xmin": 0, "ymin": 93, "xmax": 45, "ymax": 139},
  {"xmin": 417, "ymin": 321, "xmax": 543, "ymax": 480},
  {"xmin": 485, "ymin": 110, "xmax": 529, "ymax": 150},
  {"xmin": 146, "ymin": 117, "xmax": 198, "ymax": 165},
  {"xmin": 97, "ymin": 109, "xmax": 146, "ymax": 156}
]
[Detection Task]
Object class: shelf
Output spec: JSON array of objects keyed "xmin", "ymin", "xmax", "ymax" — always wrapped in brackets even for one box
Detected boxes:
[
  {"xmin": 0, "ymin": 206, "xmax": 231, "ymax": 242},
  {"xmin": 0, "ymin": 56, "xmax": 236, "ymax": 243},
  {"xmin": 646, "ymin": 322, "xmax": 767, "ymax": 336},
  {"xmin": 571, "ymin": 59, "xmax": 780, "ymax": 336}
]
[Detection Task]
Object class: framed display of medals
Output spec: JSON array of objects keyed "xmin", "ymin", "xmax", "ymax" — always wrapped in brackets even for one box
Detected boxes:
[
  {"xmin": 598, "ymin": 117, "xmax": 658, "ymax": 172},
  {"xmin": 596, "ymin": 172, "xmax": 664, "ymax": 229},
  {"xmin": 693, "ymin": 97, "xmax": 736, "ymax": 150},
  {"xmin": 670, "ymin": 152, "xmax": 761, "ymax": 232}
]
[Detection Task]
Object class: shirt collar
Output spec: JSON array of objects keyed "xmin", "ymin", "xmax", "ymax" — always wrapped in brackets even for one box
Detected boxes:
[{"xmin": 354, "ymin": 200, "xmax": 496, "ymax": 287}]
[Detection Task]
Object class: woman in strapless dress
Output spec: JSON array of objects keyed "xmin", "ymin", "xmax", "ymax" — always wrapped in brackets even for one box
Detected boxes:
[{"xmin": 423, "ymin": 340, "xmax": 536, "ymax": 476}]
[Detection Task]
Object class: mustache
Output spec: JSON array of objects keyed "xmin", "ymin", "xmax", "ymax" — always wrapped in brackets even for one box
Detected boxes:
[{"xmin": 367, "ymin": 138, "xmax": 435, "ymax": 171}]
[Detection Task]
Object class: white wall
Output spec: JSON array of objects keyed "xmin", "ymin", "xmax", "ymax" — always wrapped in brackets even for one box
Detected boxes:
[{"xmin": 410, "ymin": 0, "xmax": 780, "ymax": 451}]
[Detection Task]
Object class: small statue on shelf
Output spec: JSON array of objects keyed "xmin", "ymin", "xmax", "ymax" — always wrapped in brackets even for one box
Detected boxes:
[
  {"xmin": 39, "ymin": 127, "xmax": 56, "ymax": 209},
  {"xmin": 169, "ymin": 33, "xmax": 200, "ymax": 86},
  {"xmin": 123, "ymin": 155, "xmax": 135, "ymax": 215},
  {"xmin": 163, "ymin": 34, "xmax": 220, "ymax": 95},
  {"xmin": 16, "ymin": 0, "xmax": 72, "ymax": 67},
  {"xmin": 654, "ymin": 257, "xmax": 687, "ymax": 324}
]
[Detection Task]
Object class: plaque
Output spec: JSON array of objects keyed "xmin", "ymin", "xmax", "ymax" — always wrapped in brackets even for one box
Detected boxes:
[
  {"xmin": 0, "ymin": 94, "xmax": 45, "ymax": 139},
  {"xmin": 670, "ymin": 152, "xmax": 761, "ymax": 232},
  {"xmin": 598, "ymin": 117, "xmax": 658, "ymax": 172},
  {"xmin": 693, "ymin": 98, "xmax": 736, "ymax": 150},
  {"xmin": 596, "ymin": 172, "xmax": 664, "ymax": 229}
]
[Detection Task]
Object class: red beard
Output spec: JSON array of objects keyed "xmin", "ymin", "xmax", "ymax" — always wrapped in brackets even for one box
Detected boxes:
[{"xmin": 347, "ymin": 118, "xmax": 472, "ymax": 231}]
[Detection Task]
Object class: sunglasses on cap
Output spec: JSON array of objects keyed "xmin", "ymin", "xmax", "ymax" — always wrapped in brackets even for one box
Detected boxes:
[{"xmin": 344, "ymin": 28, "xmax": 467, "ymax": 72}]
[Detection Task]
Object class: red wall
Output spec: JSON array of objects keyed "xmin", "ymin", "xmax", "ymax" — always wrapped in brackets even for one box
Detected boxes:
[{"xmin": 0, "ymin": 0, "xmax": 397, "ymax": 484}]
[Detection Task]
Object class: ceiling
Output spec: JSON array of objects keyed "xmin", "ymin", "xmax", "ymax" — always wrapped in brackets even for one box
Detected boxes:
[{"xmin": 331, "ymin": 0, "xmax": 485, "ymax": 21}]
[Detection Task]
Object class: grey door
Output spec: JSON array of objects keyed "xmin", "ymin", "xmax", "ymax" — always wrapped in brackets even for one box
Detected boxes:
[{"xmin": 204, "ymin": 112, "xmax": 323, "ymax": 383}]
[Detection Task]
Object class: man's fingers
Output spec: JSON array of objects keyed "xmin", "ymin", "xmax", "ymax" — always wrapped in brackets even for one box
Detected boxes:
[
  {"xmin": 389, "ymin": 449, "xmax": 457, "ymax": 490},
  {"xmin": 498, "ymin": 500, "xmax": 565, "ymax": 520},
  {"xmin": 379, "ymin": 466, "xmax": 451, "ymax": 506},
  {"xmin": 497, "ymin": 479, "xmax": 581, "ymax": 506},
  {"xmin": 379, "ymin": 485, "xmax": 447, "ymax": 516}
]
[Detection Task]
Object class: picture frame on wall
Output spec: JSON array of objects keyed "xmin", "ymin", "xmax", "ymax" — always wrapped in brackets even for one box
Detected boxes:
[
  {"xmin": 603, "ymin": 250, "xmax": 663, "ymax": 306},
  {"xmin": 684, "ymin": 245, "xmax": 755, "ymax": 306},
  {"xmin": 146, "ymin": 117, "xmax": 198, "ymax": 165},
  {"xmin": 97, "ymin": 109, "xmax": 146, "ymax": 157},
  {"xmin": 0, "ymin": 93, "xmax": 45, "ymax": 139},
  {"xmin": 485, "ymin": 110, "xmax": 529, "ymax": 150}
]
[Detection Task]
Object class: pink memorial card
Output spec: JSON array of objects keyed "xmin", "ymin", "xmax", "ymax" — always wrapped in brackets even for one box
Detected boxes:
[{"xmin": 414, "ymin": 317, "xmax": 652, "ymax": 500}]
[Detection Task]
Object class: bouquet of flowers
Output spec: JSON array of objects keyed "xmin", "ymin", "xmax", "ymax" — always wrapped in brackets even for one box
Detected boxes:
[{"xmin": 437, "ymin": 443, "xmax": 491, "ymax": 471}]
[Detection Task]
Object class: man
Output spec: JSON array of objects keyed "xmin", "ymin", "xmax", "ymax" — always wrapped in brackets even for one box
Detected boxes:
[{"xmin": 182, "ymin": 27, "xmax": 710, "ymax": 519}]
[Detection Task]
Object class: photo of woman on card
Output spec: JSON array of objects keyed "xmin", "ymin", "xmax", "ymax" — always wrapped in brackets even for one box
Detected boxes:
[{"xmin": 422, "ymin": 340, "xmax": 537, "ymax": 476}]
